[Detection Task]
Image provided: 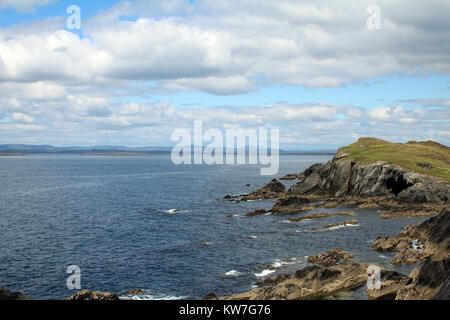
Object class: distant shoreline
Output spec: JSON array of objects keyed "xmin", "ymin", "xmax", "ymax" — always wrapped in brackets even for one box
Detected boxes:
[
  {"xmin": 83, "ymin": 153, "xmax": 148, "ymax": 156},
  {"xmin": 0, "ymin": 153, "xmax": 24, "ymax": 156}
]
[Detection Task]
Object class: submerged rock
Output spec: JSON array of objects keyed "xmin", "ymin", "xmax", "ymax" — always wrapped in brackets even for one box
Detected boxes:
[
  {"xmin": 245, "ymin": 208, "xmax": 267, "ymax": 217},
  {"xmin": 287, "ymin": 212, "xmax": 335, "ymax": 223}
]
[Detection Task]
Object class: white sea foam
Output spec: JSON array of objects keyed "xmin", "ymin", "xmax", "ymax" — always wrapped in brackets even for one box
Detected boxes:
[
  {"xmin": 271, "ymin": 261, "xmax": 282, "ymax": 268},
  {"xmin": 225, "ymin": 270, "xmax": 242, "ymax": 276},
  {"xmin": 325, "ymin": 223, "xmax": 360, "ymax": 231},
  {"xmin": 254, "ymin": 269, "xmax": 276, "ymax": 277},
  {"xmin": 120, "ymin": 292, "xmax": 186, "ymax": 300},
  {"xmin": 158, "ymin": 208, "xmax": 187, "ymax": 214}
]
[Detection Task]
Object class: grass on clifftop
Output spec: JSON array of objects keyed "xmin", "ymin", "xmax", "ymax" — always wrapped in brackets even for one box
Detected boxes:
[{"xmin": 340, "ymin": 138, "xmax": 450, "ymax": 182}]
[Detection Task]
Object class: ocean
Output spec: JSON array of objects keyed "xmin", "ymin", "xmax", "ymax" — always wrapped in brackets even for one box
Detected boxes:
[{"xmin": 0, "ymin": 154, "xmax": 426, "ymax": 299}]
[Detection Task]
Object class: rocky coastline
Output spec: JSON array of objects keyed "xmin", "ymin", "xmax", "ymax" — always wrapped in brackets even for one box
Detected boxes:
[{"xmin": 218, "ymin": 139, "xmax": 449, "ymax": 300}]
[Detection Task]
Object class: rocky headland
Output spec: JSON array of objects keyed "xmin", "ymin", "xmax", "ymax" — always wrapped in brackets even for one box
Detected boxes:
[
  {"xmin": 219, "ymin": 138, "xmax": 449, "ymax": 300},
  {"xmin": 235, "ymin": 138, "xmax": 449, "ymax": 218}
]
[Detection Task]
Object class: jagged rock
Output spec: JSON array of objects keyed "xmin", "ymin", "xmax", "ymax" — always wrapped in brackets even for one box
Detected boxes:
[
  {"xmin": 221, "ymin": 259, "xmax": 372, "ymax": 300},
  {"xmin": 371, "ymin": 209, "xmax": 450, "ymax": 265},
  {"xmin": 67, "ymin": 289, "xmax": 119, "ymax": 300},
  {"xmin": 270, "ymin": 196, "xmax": 311, "ymax": 214},
  {"xmin": 0, "ymin": 287, "xmax": 29, "ymax": 300},
  {"xmin": 396, "ymin": 258, "xmax": 450, "ymax": 300},
  {"xmin": 241, "ymin": 179, "xmax": 286, "ymax": 201},
  {"xmin": 366, "ymin": 270, "xmax": 409, "ymax": 300},
  {"xmin": 307, "ymin": 248, "xmax": 354, "ymax": 267}
]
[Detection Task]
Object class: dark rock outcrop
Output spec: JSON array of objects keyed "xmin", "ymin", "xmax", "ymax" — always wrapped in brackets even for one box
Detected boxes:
[
  {"xmin": 287, "ymin": 150, "xmax": 449, "ymax": 204},
  {"xmin": 270, "ymin": 196, "xmax": 312, "ymax": 214},
  {"xmin": 0, "ymin": 287, "xmax": 29, "ymax": 300},
  {"xmin": 396, "ymin": 258, "xmax": 450, "ymax": 300},
  {"xmin": 241, "ymin": 179, "xmax": 286, "ymax": 201},
  {"xmin": 67, "ymin": 289, "xmax": 119, "ymax": 300}
]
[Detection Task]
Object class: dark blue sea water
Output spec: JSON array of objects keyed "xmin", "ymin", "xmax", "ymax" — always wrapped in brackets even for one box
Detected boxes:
[{"xmin": 0, "ymin": 155, "xmax": 427, "ymax": 299}]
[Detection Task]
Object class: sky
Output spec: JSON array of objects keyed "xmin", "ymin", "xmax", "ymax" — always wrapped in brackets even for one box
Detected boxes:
[{"xmin": 0, "ymin": 0, "xmax": 449, "ymax": 149}]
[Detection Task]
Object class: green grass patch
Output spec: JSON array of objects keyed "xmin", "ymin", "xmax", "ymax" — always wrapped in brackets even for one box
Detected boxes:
[{"xmin": 340, "ymin": 137, "xmax": 450, "ymax": 182}]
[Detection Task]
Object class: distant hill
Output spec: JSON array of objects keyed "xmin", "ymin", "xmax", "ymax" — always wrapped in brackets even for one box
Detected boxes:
[
  {"xmin": 340, "ymin": 137, "xmax": 450, "ymax": 181},
  {"xmin": 0, "ymin": 144, "xmax": 173, "ymax": 154},
  {"xmin": 0, "ymin": 144, "xmax": 335, "ymax": 155}
]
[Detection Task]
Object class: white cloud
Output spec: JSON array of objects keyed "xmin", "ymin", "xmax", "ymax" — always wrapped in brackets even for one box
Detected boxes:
[
  {"xmin": 12, "ymin": 112, "xmax": 34, "ymax": 123},
  {"xmin": 1, "ymin": 0, "xmax": 450, "ymax": 92},
  {"xmin": 0, "ymin": 0, "xmax": 449, "ymax": 147},
  {"xmin": 0, "ymin": 0, "xmax": 56, "ymax": 12}
]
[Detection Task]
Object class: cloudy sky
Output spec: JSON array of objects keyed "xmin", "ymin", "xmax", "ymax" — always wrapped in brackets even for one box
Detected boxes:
[{"xmin": 0, "ymin": 0, "xmax": 449, "ymax": 149}]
